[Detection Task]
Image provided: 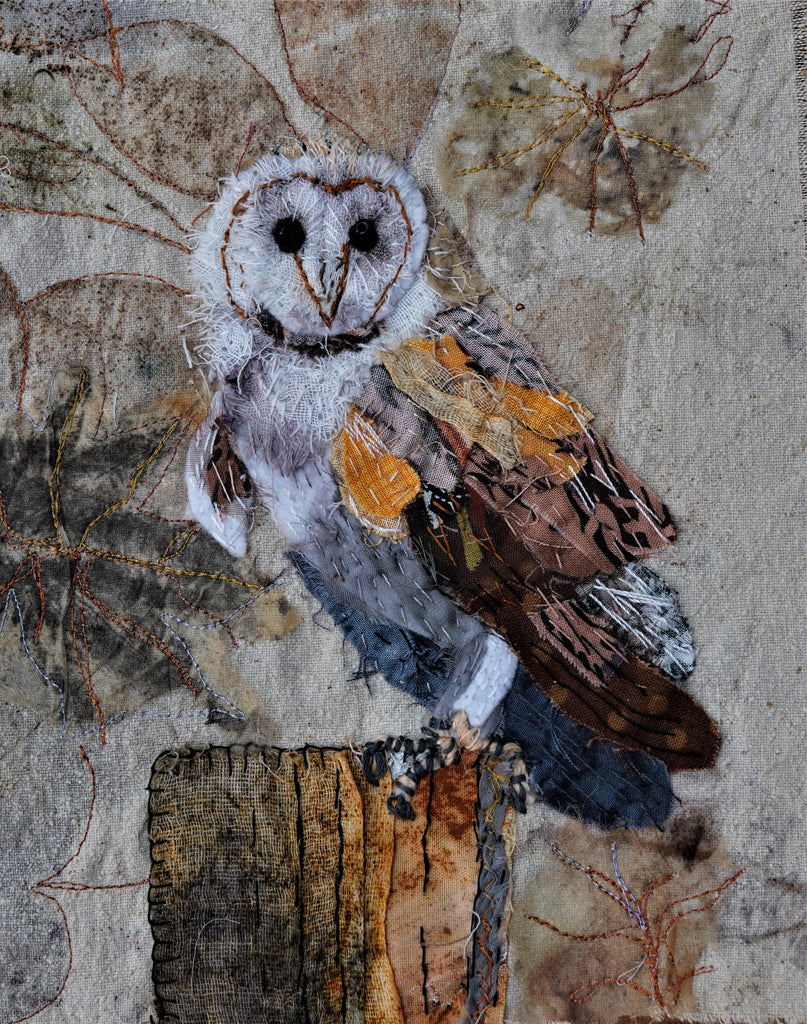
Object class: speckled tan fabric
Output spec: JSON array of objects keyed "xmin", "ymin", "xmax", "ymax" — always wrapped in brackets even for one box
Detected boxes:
[{"xmin": 0, "ymin": 2, "xmax": 805, "ymax": 1022}]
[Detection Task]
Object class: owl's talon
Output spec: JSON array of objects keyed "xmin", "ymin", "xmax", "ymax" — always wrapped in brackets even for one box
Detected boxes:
[
  {"xmin": 363, "ymin": 743, "xmax": 388, "ymax": 785},
  {"xmin": 387, "ymin": 792, "xmax": 416, "ymax": 821}
]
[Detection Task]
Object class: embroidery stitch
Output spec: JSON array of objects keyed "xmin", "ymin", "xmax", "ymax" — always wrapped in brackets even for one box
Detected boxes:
[
  {"xmin": 458, "ymin": 36, "xmax": 733, "ymax": 241},
  {"xmin": 527, "ymin": 843, "xmax": 743, "ymax": 1011}
]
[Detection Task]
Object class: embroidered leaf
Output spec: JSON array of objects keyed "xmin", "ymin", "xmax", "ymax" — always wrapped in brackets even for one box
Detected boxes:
[
  {"xmin": 0, "ymin": 123, "xmax": 189, "ymax": 248},
  {"xmin": 274, "ymin": 0, "xmax": 460, "ymax": 157},
  {"xmin": 16, "ymin": 275, "xmax": 204, "ymax": 518},
  {"xmin": 442, "ymin": 28, "xmax": 732, "ymax": 240},
  {"xmin": 66, "ymin": 20, "xmax": 295, "ymax": 198},
  {"xmin": 0, "ymin": 369, "xmax": 291, "ymax": 742},
  {"xmin": 524, "ymin": 835, "xmax": 743, "ymax": 1015}
]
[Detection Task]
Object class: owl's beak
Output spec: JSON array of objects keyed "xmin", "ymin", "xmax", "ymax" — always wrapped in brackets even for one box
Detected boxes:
[{"xmin": 295, "ymin": 248, "xmax": 350, "ymax": 329}]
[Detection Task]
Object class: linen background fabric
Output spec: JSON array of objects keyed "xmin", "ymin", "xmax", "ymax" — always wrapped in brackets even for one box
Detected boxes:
[{"xmin": 0, "ymin": 1, "xmax": 804, "ymax": 1021}]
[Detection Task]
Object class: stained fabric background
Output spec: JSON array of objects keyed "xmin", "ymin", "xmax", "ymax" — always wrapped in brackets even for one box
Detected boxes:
[{"xmin": 0, "ymin": 1, "xmax": 804, "ymax": 1022}]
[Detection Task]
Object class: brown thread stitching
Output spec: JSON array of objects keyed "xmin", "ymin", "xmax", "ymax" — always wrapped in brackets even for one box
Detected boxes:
[
  {"xmin": 70, "ymin": 559, "xmax": 105, "ymax": 737},
  {"xmin": 0, "ymin": 202, "xmax": 190, "ymax": 252},
  {"xmin": 221, "ymin": 176, "xmax": 411, "ymax": 326},
  {"xmin": 0, "ymin": 122, "xmax": 188, "ymax": 235},
  {"xmin": 47, "ymin": 370, "xmax": 87, "ymax": 545},
  {"xmin": 63, "ymin": 18, "xmax": 299, "ymax": 200},
  {"xmin": 291, "ymin": 244, "xmax": 351, "ymax": 328},
  {"xmin": 272, "ymin": 1, "xmax": 367, "ymax": 147},
  {"xmin": 7, "ymin": 747, "xmax": 148, "ymax": 1024},
  {"xmin": 612, "ymin": 35, "xmax": 733, "ymax": 111},
  {"xmin": 693, "ymin": 0, "xmax": 732, "ymax": 44},
  {"xmin": 79, "ymin": 419, "xmax": 179, "ymax": 545},
  {"xmin": 0, "ymin": 262, "xmax": 31, "ymax": 411},
  {"xmin": 234, "ymin": 121, "xmax": 254, "ymax": 177},
  {"xmin": 135, "ymin": 418, "xmax": 194, "ymax": 513},
  {"xmin": 527, "ymin": 844, "xmax": 744, "ymax": 1009},
  {"xmin": 462, "ymin": 37, "xmax": 732, "ymax": 241},
  {"xmin": 0, "ymin": 389, "xmax": 261, "ymax": 738},
  {"xmin": 612, "ymin": 1, "xmax": 653, "ymax": 43},
  {"xmin": 82, "ymin": 577, "xmax": 200, "ymax": 698},
  {"xmin": 100, "ymin": 0, "xmax": 124, "ymax": 88}
]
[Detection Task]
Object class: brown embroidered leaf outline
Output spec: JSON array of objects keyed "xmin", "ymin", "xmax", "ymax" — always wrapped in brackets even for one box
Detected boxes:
[
  {"xmin": 7, "ymin": 746, "xmax": 148, "ymax": 1024},
  {"xmin": 65, "ymin": 19, "xmax": 296, "ymax": 198},
  {"xmin": 612, "ymin": 1, "xmax": 654, "ymax": 44},
  {"xmin": 693, "ymin": 1, "xmax": 733, "ymax": 44},
  {"xmin": 527, "ymin": 843, "xmax": 743, "ymax": 1009},
  {"xmin": 274, "ymin": 0, "xmax": 460, "ymax": 158},
  {"xmin": 0, "ymin": 370, "xmax": 278, "ymax": 743},
  {"xmin": 453, "ymin": 32, "xmax": 732, "ymax": 241},
  {"xmin": 0, "ymin": 121, "xmax": 190, "ymax": 252},
  {"xmin": 0, "ymin": 15, "xmax": 297, "ymax": 243}
]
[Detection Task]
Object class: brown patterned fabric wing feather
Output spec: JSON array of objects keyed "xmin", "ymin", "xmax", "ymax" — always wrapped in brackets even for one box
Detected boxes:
[{"xmin": 351, "ymin": 304, "xmax": 720, "ymax": 771}]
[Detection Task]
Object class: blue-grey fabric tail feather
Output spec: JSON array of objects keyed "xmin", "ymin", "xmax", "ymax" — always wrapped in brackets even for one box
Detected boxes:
[{"xmin": 287, "ymin": 551, "xmax": 673, "ymax": 830}]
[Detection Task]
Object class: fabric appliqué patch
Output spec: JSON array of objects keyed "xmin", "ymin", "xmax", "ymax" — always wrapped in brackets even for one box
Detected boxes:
[{"xmin": 148, "ymin": 744, "xmax": 514, "ymax": 1024}]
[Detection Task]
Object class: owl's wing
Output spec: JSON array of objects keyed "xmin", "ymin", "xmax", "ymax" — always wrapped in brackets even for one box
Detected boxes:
[
  {"xmin": 340, "ymin": 303, "xmax": 720, "ymax": 772},
  {"xmin": 185, "ymin": 391, "xmax": 254, "ymax": 559}
]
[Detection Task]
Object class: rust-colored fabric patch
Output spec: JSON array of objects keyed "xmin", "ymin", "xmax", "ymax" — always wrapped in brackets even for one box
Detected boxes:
[{"xmin": 386, "ymin": 756, "xmax": 513, "ymax": 1024}]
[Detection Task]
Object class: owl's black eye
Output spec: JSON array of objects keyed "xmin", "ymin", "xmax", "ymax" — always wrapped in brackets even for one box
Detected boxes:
[
  {"xmin": 348, "ymin": 218, "xmax": 378, "ymax": 252},
  {"xmin": 272, "ymin": 217, "xmax": 306, "ymax": 254}
]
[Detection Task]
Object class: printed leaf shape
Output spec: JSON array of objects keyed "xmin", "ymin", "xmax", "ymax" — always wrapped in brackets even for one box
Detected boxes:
[
  {"xmin": 442, "ymin": 28, "xmax": 727, "ymax": 239},
  {"xmin": 0, "ymin": 123, "xmax": 189, "ymax": 247},
  {"xmin": 0, "ymin": 372, "xmax": 290, "ymax": 741},
  {"xmin": 18, "ymin": 275, "xmax": 206, "ymax": 519},
  {"xmin": 67, "ymin": 20, "xmax": 296, "ymax": 197},
  {"xmin": 20, "ymin": 275, "xmax": 200, "ymax": 427},
  {"xmin": 0, "ymin": 0, "xmax": 110, "ymax": 49},
  {"xmin": 0, "ymin": 265, "xmax": 26, "ymax": 406},
  {"xmin": 275, "ymin": 0, "xmax": 460, "ymax": 157}
]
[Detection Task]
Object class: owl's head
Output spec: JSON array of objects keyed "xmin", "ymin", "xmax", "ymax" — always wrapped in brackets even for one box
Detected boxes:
[{"xmin": 193, "ymin": 142, "xmax": 430, "ymax": 363}]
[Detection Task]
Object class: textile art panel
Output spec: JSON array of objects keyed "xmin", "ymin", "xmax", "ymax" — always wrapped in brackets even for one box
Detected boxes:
[{"xmin": 0, "ymin": 2, "xmax": 805, "ymax": 1022}]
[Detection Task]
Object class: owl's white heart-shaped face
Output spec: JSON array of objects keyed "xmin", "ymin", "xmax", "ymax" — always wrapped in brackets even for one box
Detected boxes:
[{"xmin": 194, "ymin": 146, "xmax": 430, "ymax": 351}]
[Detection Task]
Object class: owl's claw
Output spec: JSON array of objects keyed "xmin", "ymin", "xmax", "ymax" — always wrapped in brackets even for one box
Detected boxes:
[
  {"xmin": 362, "ymin": 715, "xmax": 530, "ymax": 819},
  {"xmin": 362, "ymin": 742, "xmax": 388, "ymax": 786}
]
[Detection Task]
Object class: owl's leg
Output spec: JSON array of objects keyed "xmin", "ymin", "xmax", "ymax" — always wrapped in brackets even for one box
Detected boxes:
[
  {"xmin": 435, "ymin": 630, "xmax": 519, "ymax": 734},
  {"xmin": 290, "ymin": 551, "xmax": 674, "ymax": 828}
]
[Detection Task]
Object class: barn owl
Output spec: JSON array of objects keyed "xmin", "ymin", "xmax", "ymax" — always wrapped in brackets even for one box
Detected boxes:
[{"xmin": 186, "ymin": 141, "xmax": 720, "ymax": 828}]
